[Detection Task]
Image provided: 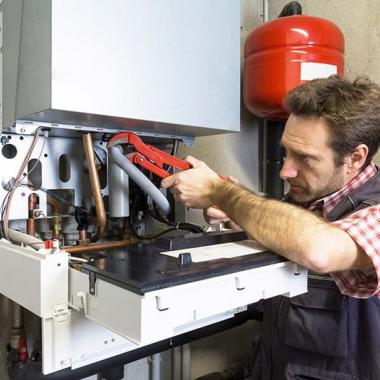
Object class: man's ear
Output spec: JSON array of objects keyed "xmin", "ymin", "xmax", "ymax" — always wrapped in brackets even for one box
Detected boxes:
[{"xmin": 345, "ymin": 144, "xmax": 369, "ymax": 172}]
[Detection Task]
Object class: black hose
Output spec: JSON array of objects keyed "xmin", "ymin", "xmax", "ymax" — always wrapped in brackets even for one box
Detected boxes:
[
  {"xmin": 152, "ymin": 203, "xmax": 204, "ymax": 233},
  {"xmin": 266, "ymin": 121, "xmax": 286, "ymax": 200},
  {"xmin": 278, "ymin": 1, "xmax": 302, "ymax": 17}
]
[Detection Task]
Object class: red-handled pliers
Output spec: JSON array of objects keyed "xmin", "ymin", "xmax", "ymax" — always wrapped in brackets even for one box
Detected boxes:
[{"xmin": 107, "ymin": 132, "xmax": 191, "ymax": 179}]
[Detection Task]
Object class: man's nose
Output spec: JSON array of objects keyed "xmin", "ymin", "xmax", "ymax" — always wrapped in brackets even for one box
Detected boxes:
[{"xmin": 280, "ymin": 157, "xmax": 298, "ymax": 180}]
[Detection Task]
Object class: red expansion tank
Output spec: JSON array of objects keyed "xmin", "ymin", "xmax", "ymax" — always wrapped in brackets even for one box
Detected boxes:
[{"xmin": 243, "ymin": 15, "xmax": 344, "ymax": 120}]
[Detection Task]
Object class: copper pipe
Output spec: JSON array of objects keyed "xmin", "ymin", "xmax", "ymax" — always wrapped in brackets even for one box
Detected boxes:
[
  {"xmin": 79, "ymin": 230, "xmax": 89, "ymax": 241},
  {"xmin": 14, "ymin": 194, "xmax": 38, "ymax": 349},
  {"xmin": 63, "ymin": 240, "xmax": 130, "ymax": 254},
  {"xmin": 27, "ymin": 193, "xmax": 38, "ymax": 236},
  {"xmin": 82, "ymin": 133, "xmax": 106, "ymax": 242},
  {"xmin": 47, "ymin": 195, "xmax": 60, "ymax": 215}
]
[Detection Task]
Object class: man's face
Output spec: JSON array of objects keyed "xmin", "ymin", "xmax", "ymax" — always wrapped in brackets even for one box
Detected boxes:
[{"xmin": 280, "ymin": 114, "xmax": 347, "ymax": 203}]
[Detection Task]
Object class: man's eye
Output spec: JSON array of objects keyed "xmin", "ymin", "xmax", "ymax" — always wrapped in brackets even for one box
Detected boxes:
[{"xmin": 295, "ymin": 152, "xmax": 310, "ymax": 161}]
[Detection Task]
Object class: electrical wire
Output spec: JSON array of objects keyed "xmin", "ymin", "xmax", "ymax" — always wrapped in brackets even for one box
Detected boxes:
[
  {"xmin": 130, "ymin": 224, "xmax": 179, "ymax": 241},
  {"xmin": 1, "ymin": 132, "xmax": 47, "ymax": 236},
  {"xmin": 23, "ymin": 135, "xmax": 47, "ymax": 179},
  {"xmin": 152, "ymin": 204, "xmax": 204, "ymax": 233},
  {"xmin": 1, "ymin": 127, "xmax": 45, "ymax": 240},
  {"xmin": 149, "ymin": 174, "xmax": 205, "ymax": 234},
  {"xmin": 128, "ymin": 186, "xmax": 202, "ymax": 240}
]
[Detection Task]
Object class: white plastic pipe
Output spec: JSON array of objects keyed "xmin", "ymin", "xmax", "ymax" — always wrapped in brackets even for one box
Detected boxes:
[
  {"xmin": 109, "ymin": 146, "xmax": 170, "ymax": 215},
  {"xmin": 108, "ymin": 154, "xmax": 130, "ymax": 218}
]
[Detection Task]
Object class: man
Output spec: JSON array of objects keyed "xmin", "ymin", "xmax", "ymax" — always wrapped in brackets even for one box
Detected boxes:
[{"xmin": 161, "ymin": 76, "xmax": 380, "ymax": 380}]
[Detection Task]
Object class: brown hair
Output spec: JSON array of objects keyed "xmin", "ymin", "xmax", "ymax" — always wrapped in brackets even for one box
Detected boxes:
[{"xmin": 284, "ymin": 75, "xmax": 380, "ymax": 168}]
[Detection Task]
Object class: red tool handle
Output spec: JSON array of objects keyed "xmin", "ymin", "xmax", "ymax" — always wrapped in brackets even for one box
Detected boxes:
[{"xmin": 108, "ymin": 132, "xmax": 191, "ymax": 178}]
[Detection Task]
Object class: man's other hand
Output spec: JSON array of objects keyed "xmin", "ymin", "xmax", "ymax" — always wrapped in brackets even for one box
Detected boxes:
[
  {"xmin": 161, "ymin": 155, "xmax": 222, "ymax": 209},
  {"xmin": 203, "ymin": 176, "xmax": 239, "ymax": 224},
  {"xmin": 204, "ymin": 206, "xmax": 230, "ymax": 225}
]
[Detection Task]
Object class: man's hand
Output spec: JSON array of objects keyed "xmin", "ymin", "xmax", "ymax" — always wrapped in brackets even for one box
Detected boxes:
[
  {"xmin": 203, "ymin": 206, "xmax": 230, "ymax": 225},
  {"xmin": 161, "ymin": 155, "xmax": 222, "ymax": 209}
]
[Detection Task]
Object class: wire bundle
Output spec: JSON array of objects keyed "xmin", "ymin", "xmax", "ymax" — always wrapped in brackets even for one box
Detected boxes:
[{"xmin": 1, "ymin": 127, "xmax": 46, "ymax": 240}]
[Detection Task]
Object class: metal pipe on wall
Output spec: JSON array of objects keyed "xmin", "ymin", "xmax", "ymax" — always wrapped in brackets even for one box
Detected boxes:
[
  {"xmin": 263, "ymin": 0, "xmax": 269, "ymax": 22},
  {"xmin": 172, "ymin": 344, "xmax": 191, "ymax": 380},
  {"xmin": 82, "ymin": 133, "xmax": 106, "ymax": 242},
  {"xmin": 150, "ymin": 353, "xmax": 161, "ymax": 380},
  {"xmin": 172, "ymin": 346, "xmax": 182, "ymax": 380},
  {"xmin": 181, "ymin": 344, "xmax": 191, "ymax": 380},
  {"xmin": 266, "ymin": 121, "xmax": 285, "ymax": 199},
  {"xmin": 10, "ymin": 301, "xmax": 23, "ymax": 350}
]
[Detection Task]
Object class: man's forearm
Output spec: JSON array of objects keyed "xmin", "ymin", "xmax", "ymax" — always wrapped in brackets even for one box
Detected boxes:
[{"xmin": 211, "ymin": 180, "xmax": 367, "ymax": 272}]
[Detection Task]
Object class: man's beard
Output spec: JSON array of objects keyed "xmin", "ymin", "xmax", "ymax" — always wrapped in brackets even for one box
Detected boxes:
[{"xmin": 288, "ymin": 165, "xmax": 345, "ymax": 204}]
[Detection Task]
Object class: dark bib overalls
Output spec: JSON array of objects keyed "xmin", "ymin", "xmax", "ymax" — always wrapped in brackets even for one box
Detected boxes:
[{"xmin": 248, "ymin": 170, "xmax": 380, "ymax": 380}]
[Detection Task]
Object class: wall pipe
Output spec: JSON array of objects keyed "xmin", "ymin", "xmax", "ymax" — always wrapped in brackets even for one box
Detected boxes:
[
  {"xmin": 181, "ymin": 344, "xmax": 191, "ymax": 380},
  {"xmin": 150, "ymin": 353, "xmax": 161, "ymax": 380},
  {"xmin": 172, "ymin": 346, "xmax": 181, "ymax": 380},
  {"xmin": 266, "ymin": 121, "xmax": 285, "ymax": 199},
  {"xmin": 83, "ymin": 133, "xmax": 106, "ymax": 242}
]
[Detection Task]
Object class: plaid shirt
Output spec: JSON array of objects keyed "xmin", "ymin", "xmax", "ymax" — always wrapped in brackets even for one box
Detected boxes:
[{"xmin": 307, "ymin": 161, "xmax": 380, "ymax": 299}]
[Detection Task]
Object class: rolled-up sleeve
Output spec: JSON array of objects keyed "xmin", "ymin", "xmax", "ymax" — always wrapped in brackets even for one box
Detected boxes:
[{"xmin": 332, "ymin": 206, "xmax": 380, "ymax": 298}]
